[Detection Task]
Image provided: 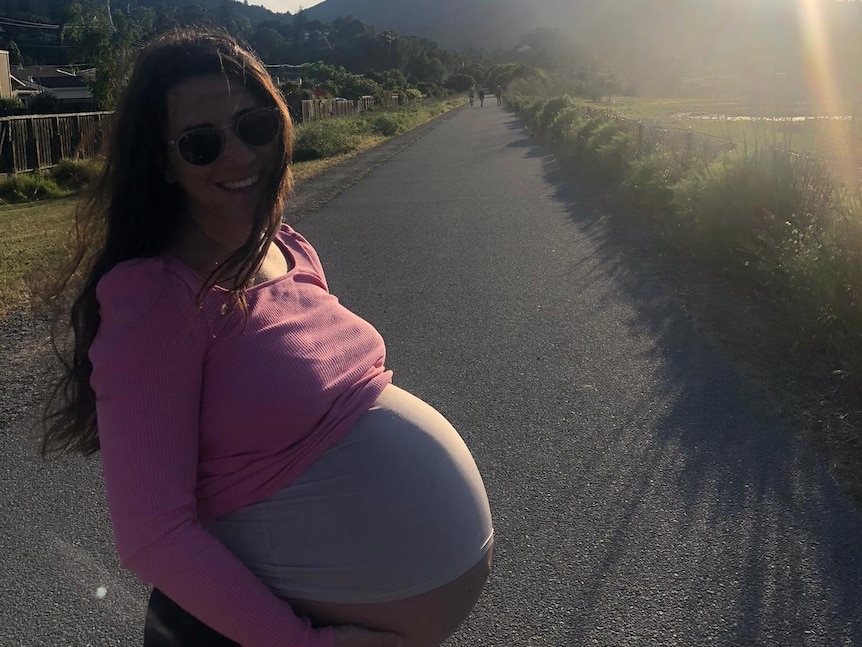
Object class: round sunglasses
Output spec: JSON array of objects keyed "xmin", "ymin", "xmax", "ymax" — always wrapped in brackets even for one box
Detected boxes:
[{"xmin": 168, "ymin": 107, "xmax": 281, "ymax": 166}]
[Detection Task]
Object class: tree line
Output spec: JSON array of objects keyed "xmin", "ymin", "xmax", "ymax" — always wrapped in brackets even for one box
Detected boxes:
[{"xmin": 0, "ymin": 0, "xmax": 553, "ymax": 112}]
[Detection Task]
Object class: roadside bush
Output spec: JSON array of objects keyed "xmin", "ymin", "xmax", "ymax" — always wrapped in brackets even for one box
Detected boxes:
[
  {"xmin": 538, "ymin": 95, "xmax": 577, "ymax": 134},
  {"xmin": 0, "ymin": 172, "xmax": 64, "ymax": 203},
  {"xmin": 670, "ymin": 149, "xmax": 833, "ymax": 275},
  {"xmin": 404, "ymin": 88, "xmax": 423, "ymax": 102},
  {"xmin": 508, "ymin": 92, "xmax": 862, "ymax": 403},
  {"xmin": 546, "ymin": 106, "xmax": 586, "ymax": 147},
  {"xmin": 293, "ymin": 119, "xmax": 363, "ymax": 162},
  {"xmin": 507, "ymin": 96, "xmax": 546, "ymax": 131},
  {"xmin": 50, "ymin": 158, "xmax": 102, "ymax": 192},
  {"xmin": 791, "ymin": 201, "xmax": 862, "ymax": 362},
  {"xmin": 583, "ymin": 120, "xmax": 634, "ymax": 181},
  {"xmin": 366, "ymin": 112, "xmax": 410, "ymax": 137},
  {"xmin": 622, "ymin": 151, "xmax": 687, "ymax": 216},
  {"xmin": 416, "ymin": 82, "xmax": 442, "ymax": 98}
]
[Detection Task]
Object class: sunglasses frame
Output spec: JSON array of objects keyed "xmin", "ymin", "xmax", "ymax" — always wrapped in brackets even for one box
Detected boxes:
[{"xmin": 167, "ymin": 106, "xmax": 281, "ymax": 166}]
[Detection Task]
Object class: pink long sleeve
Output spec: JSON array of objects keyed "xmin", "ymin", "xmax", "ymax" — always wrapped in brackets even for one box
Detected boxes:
[{"xmin": 90, "ymin": 258, "xmax": 335, "ymax": 647}]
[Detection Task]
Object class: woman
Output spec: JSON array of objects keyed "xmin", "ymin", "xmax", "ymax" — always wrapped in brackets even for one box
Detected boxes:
[{"xmin": 42, "ymin": 29, "xmax": 493, "ymax": 647}]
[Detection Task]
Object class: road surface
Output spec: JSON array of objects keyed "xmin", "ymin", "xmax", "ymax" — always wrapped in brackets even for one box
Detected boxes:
[{"xmin": 2, "ymin": 104, "xmax": 860, "ymax": 646}]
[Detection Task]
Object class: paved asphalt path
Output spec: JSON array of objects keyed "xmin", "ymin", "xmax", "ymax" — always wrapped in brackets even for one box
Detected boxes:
[{"xmin": 3, "ymin": 105, "xmax": 861, "ymax": 646}]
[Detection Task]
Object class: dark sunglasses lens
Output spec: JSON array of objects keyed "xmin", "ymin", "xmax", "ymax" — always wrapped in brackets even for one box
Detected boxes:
[
  {"xmin": 178, "ymin": 129, "xmax": 222, "ymax": 166},
  {"xmin": 237, "ymin": 109, "xmax": 280, "ymax": 147}
]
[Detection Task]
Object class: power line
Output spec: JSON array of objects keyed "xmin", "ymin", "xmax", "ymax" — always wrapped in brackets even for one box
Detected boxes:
[{"xmin": 0, "ymin": 17, "xmax": 60, "ymax": 29}]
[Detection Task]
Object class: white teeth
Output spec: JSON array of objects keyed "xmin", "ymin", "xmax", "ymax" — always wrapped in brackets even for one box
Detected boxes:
[{"xmin": 221, "ymin": 175, "xmax": 259, "ymax": 190}]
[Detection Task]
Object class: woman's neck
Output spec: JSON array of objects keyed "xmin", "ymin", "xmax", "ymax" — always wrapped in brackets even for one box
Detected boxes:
[{"xmin": 170, "ymin": 213, "xmax": 253, "ymax": 277}]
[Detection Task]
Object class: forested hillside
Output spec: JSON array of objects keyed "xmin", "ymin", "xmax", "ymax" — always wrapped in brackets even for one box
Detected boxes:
[
  {"xmin": 303, "ymin": 0, "xmax": 862, "ymax": 99},
  {"xmin": 2, "ymin": 0, "xmax": 862, "ymax": 109},
  {"xmin": 0, "ymin": 0, "xmax": 542, "ymax": 112}
]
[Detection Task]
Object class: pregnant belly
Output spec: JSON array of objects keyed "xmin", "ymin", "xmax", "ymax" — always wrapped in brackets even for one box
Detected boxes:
[{"xmin": 208, "ymin": 384, "xmax": 494, "ymax": 603}]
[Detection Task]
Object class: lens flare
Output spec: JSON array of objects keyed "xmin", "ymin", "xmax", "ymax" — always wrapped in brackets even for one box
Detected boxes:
[{"xmin": 795, "ymin": 0, "xmax": 857, "ymax": 189}]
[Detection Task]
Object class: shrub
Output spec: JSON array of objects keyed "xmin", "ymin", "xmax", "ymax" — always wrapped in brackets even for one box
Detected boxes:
[
  {"xmin": 669, "ymin": 149, "xmax": 833, "ymax": 273},
  {"xmin": 538, "ymin": 96, "xmax": 576, "ymax": 134},
  {"xmin": 366, "ymin": 112, "xmax": 409, "ymax": 137},
  {"xmin": 0, "ymin": 172, "xmax": 64, "ymax": 203},
  {"xmin": 622, "ymin": 152, "xmax": 686, "ymax": 216},
  {"xmin": 50, "ymin": 158, "xmax": 102, "ymax": 192},
  {"xmin": 0, "ymin": 97, "xmax": 24, "ymax": 110},
  {"xmin": 584, "ymin": 120, "xmax": 634, "ymax": 181},
  {"xmin": 293, "ymin": 119, "xmax": 363, "ymax": 162},
  {"xmin": 27, "ymin": 92, "xmax": 60, "ymax": 114},
  {"xmin": 507, "ymin": 96, "xmax": 547, "ymax": 131},
  {"xmin": 545, "ymin": 106, "xmax": 586, "ymax": 146}
]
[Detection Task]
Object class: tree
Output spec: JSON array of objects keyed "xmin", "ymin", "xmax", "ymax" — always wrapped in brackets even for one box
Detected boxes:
[
  {"xmin": 8, "ymin": 40, "xmax": 25, "ymax": 66},
  {"xmin": 28, "ymin": 91, "xmax": 59, "ymax": 113},
  {"xmin": 61, "ymin": 0, "xmax": 155, "ymax": 109},
  {"xmin": 411, "ymin": 56, "xmax": 447, "ymax": 85},
  {"xmin": 446, "ymin": 73, "xmax": 475, "ymax": 93},
  {"xmin": 251, "ymin": 26, "xmax": 287, "ymax": 62}
]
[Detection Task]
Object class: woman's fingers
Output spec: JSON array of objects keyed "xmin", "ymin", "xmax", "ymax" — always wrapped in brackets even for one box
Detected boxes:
[{"xmin": 333, "ymin": 625, "xmax": 404, "ymax": 647}]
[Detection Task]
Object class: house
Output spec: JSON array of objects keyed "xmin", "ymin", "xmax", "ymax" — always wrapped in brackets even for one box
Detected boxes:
[
  {"xmin": 0, "ymin": 50, "xmax": 11, "ymax": 99},
  {"xmin": 6, "ymin": 61, "xmax": 96, "ymax": 108}
]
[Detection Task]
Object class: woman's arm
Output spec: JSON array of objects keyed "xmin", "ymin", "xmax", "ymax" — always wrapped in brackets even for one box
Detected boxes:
[{"xmin": 91, "ymin": 259, "xmax": 334, "ymax": 647}]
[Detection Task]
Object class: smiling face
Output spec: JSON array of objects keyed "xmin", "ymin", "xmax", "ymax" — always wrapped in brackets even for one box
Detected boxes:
[{"xmin": 164, "ymin": 74, "xmax": 276, "ymax": 246}]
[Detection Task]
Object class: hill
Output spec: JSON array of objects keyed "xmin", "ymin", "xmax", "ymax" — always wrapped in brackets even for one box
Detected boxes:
[
  {"xmin": 301, "ymin": 0, "xmax": 570, "ymax": 50},
  {"xmin": 4, "ymin": 0, "xmax": 862, "ymax": 106},
  {"xmin": 300, "ymin": 0, "xmax": 862, "ymax": 100}
]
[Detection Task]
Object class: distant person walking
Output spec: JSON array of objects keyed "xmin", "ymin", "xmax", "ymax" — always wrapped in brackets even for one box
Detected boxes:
[
  {"xmin": 468, "ymin": 87, "xmax": 475, "ymax": 107},
  {"xmin": 494, "ymin": 85, "xmax": 503, "ymax": 107},
  {"xmin": 477, "ymin": 87, "xmax": 485, "ymax": 107}
]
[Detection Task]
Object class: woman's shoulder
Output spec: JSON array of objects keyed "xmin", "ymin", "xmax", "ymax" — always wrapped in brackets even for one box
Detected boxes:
[
  {"xmin": 96, "ymin": 257, "xmax": 199, "ymax": 327},
  {"xmin": 277, "ymin": 223, "xmax": 312, "ymax": 250},
  {"xmin": 277, "ymin": 223, "xmax": 326, "ymax": 277}
]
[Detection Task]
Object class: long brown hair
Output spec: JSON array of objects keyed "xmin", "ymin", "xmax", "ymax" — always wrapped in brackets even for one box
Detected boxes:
[{"xmin": 41, "ymin": 28, "xmax": 295, "ymax": 458}]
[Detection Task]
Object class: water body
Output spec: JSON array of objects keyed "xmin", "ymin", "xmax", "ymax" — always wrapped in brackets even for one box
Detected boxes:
[{"xmin": 672, "ymin": 112, "xmax": 854, "ymax": 122}]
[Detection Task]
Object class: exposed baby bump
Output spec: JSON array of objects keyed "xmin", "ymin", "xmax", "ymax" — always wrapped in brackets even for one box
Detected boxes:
[{"xmin": 209, "ymin": 384, "xmax": 493, "ymax": 604}]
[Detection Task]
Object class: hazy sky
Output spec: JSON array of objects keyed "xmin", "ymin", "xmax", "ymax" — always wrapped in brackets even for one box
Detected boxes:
[{"xmin": 251, "ymin": 0, "xmax": 325, "ymax": 14}]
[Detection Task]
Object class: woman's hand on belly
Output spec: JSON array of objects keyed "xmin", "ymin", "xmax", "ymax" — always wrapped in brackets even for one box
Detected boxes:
[{"xmin": 334, "ymin": 625, "xmax": 404, "ymax": 647}]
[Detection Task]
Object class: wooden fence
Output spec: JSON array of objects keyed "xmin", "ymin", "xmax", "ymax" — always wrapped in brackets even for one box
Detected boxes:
[
  {"xmin": 0, "ymin": 111, "xmax": 112, "ymax": 175},
  {"xmin": 0, "ymin": 99, "xmax": 379, "ymax": 174},
  {"xmin": 300, "ymin": 97, "xmax": 374, "ymax": 123}
]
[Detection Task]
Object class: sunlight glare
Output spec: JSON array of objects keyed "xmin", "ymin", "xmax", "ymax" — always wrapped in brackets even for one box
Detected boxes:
[{"xmin": 796, "ymin": 0, "xmax": 857, "ymax": 188}]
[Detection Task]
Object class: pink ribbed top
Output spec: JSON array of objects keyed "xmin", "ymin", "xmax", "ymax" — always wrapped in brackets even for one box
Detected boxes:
[{"xmin": 89, "ymin": 224, "xmax": 392, "ymax": 646}]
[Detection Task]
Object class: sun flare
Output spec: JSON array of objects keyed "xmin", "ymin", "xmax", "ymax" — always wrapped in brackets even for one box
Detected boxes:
[{"xmin": 795, "ymin": 0, "xmax": 857, "ymax": 188}]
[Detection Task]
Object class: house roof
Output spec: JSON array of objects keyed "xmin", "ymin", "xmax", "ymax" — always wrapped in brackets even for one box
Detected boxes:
[{"xmin": 12, "ymin": 65, "xmax": 90, "ymax": 88}]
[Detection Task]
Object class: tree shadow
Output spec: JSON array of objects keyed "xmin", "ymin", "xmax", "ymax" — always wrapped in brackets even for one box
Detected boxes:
[{"xmin": 532, "ymin": 152, "xmax": 862, "ymax": 644}]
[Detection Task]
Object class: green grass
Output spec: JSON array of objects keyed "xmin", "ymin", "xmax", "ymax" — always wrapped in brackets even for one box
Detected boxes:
[
  {"xmin": 294, "ymin": 98, "xmax": 462, "ymax": 161},
  {"xmin": 0, "ymin": 199, "xmax": 77, "ymax": 317}
]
